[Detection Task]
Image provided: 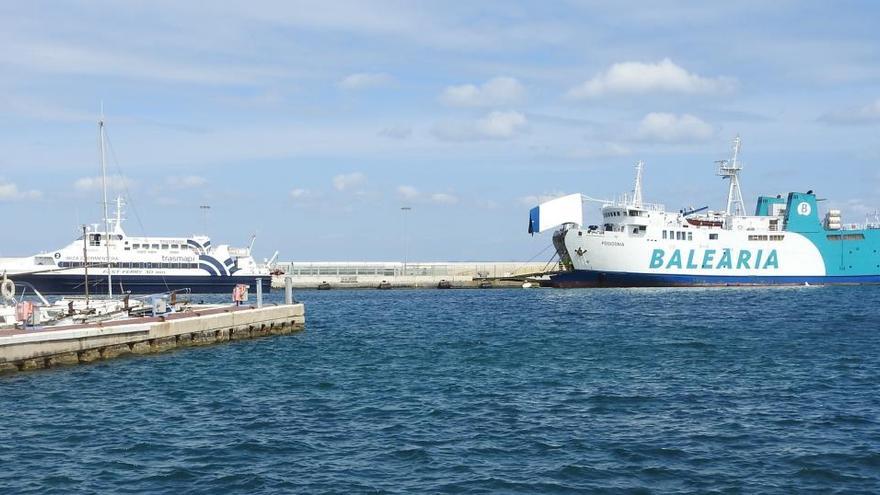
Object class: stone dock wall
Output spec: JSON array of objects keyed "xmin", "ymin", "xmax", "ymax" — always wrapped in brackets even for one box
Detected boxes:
[{"xmin": 0, "ymin": 304, "xmax": 305, "ymax": 374}]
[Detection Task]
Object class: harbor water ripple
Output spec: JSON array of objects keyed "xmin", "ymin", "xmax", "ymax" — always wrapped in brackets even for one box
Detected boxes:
[{"xmin": 1, "ymin": 287, "xmax": 880, "ymax": 493}]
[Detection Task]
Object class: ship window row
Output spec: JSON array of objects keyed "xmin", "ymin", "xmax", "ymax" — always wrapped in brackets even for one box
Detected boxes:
[
  {"xmin": 603, "ymin": 210, "xmax": 646, "ymax": 218},
  {"xmin": 58, "ymin": 262, "xmax": 200, "ymax": 269},
  {"xmin": 88, "ymin": 234, "xmax": 124, "ymax": 246},
  {"xmin": 662, "ymin": 230, "xmax": 692, "ymax": 241},
  {"xmin": 748, "ymin": 235, "xmax": 786, "ymax": 241},
  {"xmin": 827, "ymin": 234, "xmax": 865, "ymax": 241},
  {"xmin": 130, "ymin": 243, "xmax": 185, "ymax": 250}
]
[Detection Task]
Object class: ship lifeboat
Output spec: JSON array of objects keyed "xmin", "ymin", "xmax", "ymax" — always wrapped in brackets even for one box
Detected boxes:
[{"xmin": 686, "ymin": 218, "xmax": 724, "ymax": 228}]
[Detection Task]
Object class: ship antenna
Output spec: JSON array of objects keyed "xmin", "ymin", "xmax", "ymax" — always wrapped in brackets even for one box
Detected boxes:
[
  {"xmin": 632, "ymin": 160, "xmax": 644, "ymax": 208},
  {"xmin": 716, "ymin": 135, "xmax": 746, "ymax": 217},
  {"xmin": 98, "ymin": 103, "xmax": 113, "ymax": 297}
]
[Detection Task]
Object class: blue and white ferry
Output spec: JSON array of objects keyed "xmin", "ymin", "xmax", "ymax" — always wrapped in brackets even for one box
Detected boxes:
[
  {"xmin": 0, "ymin": 115, "xmax": 271, "ymax": 295},
  {"xmin": 0, "ymin": 198, "xmax": 272, "ymax": 295},
  {"xmin": 529, "ymin": 136, "xmax": 880, "ymax": 287}
]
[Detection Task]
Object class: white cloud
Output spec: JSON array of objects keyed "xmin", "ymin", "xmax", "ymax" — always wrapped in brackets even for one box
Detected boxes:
[
  {"xmin": 430, "ymin": 193, "xmax": 459, "ymax": 205},
  {"xmin": 378, "ymin": 126, "xmax": 412, "ymax": 139},
  {"xmin": 441, "ymin": 76, "xmax": 525, "ymax": 107},
  {"xmin": 167, "ymin": 175, "xmax": 207, "ymax": 188},
  {"xmin": 635, "ymin": 113, "xmax": 714, "ymax": 142},
  {"xmin": 819, "ymin": 99, "xmax": 880, "ymax": 125},
  {"xmin": 338, "ymin": 72, "xmax": 395, "ymax": 90},
  {"xmin": 290, "ymin": 187, "xmax": 327, "ymax": 203},
  {"xmin": 433, "ymin": 110, "xmax": 528, "ymax": 141},
  {"xmin": 520, "ymin": 192, "xmax": 569, "ymax": 206},
  {"xmin": 397, "ymin": 185, "xmax": 420, "ymax": 200},
  {"xmin": 0, "ymin": 181, "xmax": 41, "ymax": 201},
  {"xmin": 479, "ymin": 111, "xmax": 528, "ymax": 138},
  {"xmin": 332, "ymin": 172, "xmax": 366, "ymax": 191},
  {"xmin": 567, "ymin": 58, "xmax": 736, "ymax": 99},
  {"xmin": 74, "ymin": 175, "xmax": 135, "ymax": 192}
]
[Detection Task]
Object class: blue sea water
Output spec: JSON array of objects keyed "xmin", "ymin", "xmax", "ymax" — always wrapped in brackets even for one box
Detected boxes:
[{"xmin": 1, "ymin": 286, "xmax": 879, "ymax": 494}]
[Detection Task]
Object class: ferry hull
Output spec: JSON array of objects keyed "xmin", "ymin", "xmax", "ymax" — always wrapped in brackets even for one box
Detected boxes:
[
  {"xmin": 549, "ymin": 270, "xmax": 880, "ymax": 288},
  {"xmin": 7, "ymin": 274, "xmax": 272, "ymax": 295}
]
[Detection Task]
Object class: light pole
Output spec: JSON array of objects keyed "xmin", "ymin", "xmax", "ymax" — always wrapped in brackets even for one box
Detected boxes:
[
  {"xmin": 401, "ymin": 206, "xmax": 412, "ymax": 278},
  {"xmin": 200, "ymin": 205, "xmax": 211, "ymax": 234}
]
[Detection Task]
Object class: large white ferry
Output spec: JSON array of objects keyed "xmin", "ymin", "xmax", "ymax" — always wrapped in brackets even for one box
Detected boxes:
[
  {"xmin": 529, "ymin": 136, "xmax": 880, "ymax": 287},
  {"xmin": 1, "ymin": 116, "xmax": 271, "ymax": 295}
]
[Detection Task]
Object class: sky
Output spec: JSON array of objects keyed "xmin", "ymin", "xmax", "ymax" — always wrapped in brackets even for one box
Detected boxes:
[{"xmin": 1, "ymin": 1, "xmax": 879, "ymax": 262}]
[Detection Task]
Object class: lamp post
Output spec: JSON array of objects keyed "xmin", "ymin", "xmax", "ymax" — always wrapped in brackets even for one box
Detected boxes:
[
  {"xmin": 401, "ymin": 206, "xmax": 412, "ymax": 278},
  {"xmin": 200, "ymin": 205, "xmax": 211, "ymax": 234}
]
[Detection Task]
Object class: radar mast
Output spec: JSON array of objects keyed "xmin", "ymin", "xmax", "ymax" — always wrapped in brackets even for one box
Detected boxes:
[
  {"xmin": 716, "ymin": 135, "xmax": 746, "ymax": 217},
  {"xmin": 632, "ymin": 160, "xmax": 644, "ymax": 208}
]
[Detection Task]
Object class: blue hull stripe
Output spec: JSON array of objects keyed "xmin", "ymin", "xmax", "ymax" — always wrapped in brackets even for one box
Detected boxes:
[
  {"xmin": 199, "ymin": 255, "xmax": 228, "ymax": 276},
  {"xmin": 550, "ymin": 270, "xmax": 880, "ymax": 288},
  {"xmin": 7, "ymin": 274, "xmax": 271, "ymax": 295}
]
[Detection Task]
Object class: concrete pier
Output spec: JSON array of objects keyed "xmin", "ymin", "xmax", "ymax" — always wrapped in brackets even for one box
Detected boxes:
[{"xmin": 0, "ymin": 303, "xmax": 305, "ymax": 374}]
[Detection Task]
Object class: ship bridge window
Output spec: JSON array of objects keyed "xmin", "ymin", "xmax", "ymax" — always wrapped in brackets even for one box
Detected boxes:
[
  {"xmin": 89, "ymin": 234, "xmax": 101, "ymax": 247},
  {"xmin": 710, "ymin": 233, "xmax": 719, "ymax": 240},
  {"xmin": 161, "ymin": 244, "xmax": 169, "ymax": 249},
  {"xmin": 132, "ymin": 244, "xmax": 140, "ymax": 249},
  {"xmin": 171, "ymin": 244, "xmax": 179, "ymax": 249},
  {"xmin": 151, "ymin": 244, "xmax": 159, "ymax": 249}
]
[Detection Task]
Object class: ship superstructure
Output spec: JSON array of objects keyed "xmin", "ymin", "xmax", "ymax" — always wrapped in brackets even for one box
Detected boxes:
[{"xmin": 529, "ymin": 136, "xmax": 880, "ymax": 287}]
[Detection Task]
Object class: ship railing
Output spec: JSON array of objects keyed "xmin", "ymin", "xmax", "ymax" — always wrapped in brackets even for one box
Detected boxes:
[{"xmin": 611, "ymin": 194, "xmax": 665, "ymax": 212}]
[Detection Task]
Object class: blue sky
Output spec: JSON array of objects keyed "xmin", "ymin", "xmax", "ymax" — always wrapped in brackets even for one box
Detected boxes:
[{"xmin": 1, "ymin": 1, "xmax": 879, "ymax": 261}]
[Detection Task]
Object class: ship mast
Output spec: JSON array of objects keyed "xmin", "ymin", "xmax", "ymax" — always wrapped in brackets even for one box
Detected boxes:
[
  {"xmin": 98, "ymin": 106, "xmax": 113, "ymax": 297},
  {"xmin": 632, "ymin": 160, "xmax": 644, "ymax": 208},
  {"xmin": 716, "ymin": 135, "xmax": 746, "ymax": 217}
]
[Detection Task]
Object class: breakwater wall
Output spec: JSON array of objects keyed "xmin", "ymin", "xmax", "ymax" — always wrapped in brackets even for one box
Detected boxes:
[
  {"xmin": 274, "ymin": 261, "xmax": 551, "ymax": 289},
  {"xmin": 0, "ymin": 303, "xmax": 305, "ymax": 373}
]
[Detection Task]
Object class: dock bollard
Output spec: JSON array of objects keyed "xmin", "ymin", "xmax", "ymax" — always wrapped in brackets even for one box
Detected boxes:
[
  {"xmin": 256, "ymin": 278, "xmax": 263, "ymax": 308},
  {"xmin": 285, "ymin": 276, "xmax": 293, "ymax": 305}
]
